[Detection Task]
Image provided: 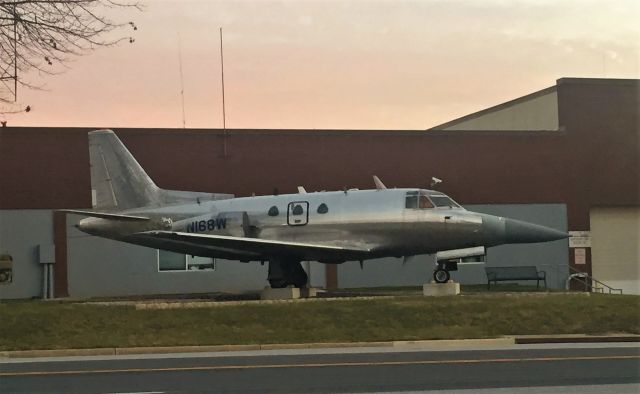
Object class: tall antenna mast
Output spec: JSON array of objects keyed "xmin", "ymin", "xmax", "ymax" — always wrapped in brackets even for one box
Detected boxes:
[
  {"xmin": 220, "ymin": 27, "xmax": 227, "ymax": 156},
  {"xmin": 220, "ymin": 27, "xmax": 227, "ymax": 129},
  {"xmin": 178, "ymin": 33, "xmax": 186, "ymax": 128}
]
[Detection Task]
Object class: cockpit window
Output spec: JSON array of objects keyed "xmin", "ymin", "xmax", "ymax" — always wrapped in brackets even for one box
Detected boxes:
[
  {"xmin": 429, "ymin": 194, "xmax": 460, "ymax": 208},
  {"xmin": 419, "ymin": 195, "xmax": 434, "ymax": 209},
  {"xmin": 406, "ymin": 190, "xmax": 459, "ymax": 209},
  {"xmin": 406, "ymin": 191, "xmax": 434, "ymax": 209}
]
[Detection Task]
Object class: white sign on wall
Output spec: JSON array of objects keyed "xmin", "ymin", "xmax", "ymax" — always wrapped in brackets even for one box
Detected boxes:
[
  {"xmin": 574, "ymin": 248, "xmax": 586, "ymax": 265},
  {"xmin": 569, "ymin": 231, "xmax": 592, "ymax": 248}
]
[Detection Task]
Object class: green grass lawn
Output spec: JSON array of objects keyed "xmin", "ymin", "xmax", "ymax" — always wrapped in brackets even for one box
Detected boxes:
[
  {"xmin": 338, "ymin": 283, "xmax": 558, "ymax": 295},
  {"xmin": 1, "ymin": 293, "xmax": 638, "ymax": 351}
]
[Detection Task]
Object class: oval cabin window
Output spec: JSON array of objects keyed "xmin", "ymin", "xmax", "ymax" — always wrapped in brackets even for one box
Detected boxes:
[
  {"xmin": 292, "ymin": 204, "xmax": 304, "ymax": 216},
  {"xmin": 268, "ymin": 206, "xmax": 279, "ymax": 216},
  {"xmin": 317, "ymin": 203, "xmax": 329, "ymax": 214}
]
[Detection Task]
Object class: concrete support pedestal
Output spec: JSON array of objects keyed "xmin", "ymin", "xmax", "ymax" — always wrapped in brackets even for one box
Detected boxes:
[
  {"xmin": 300, "ymin": 287, "xmax": 319, "ymax": 298},
  {"xmin": 260, "ymin": 287, "xmax": 323, "ymax": 300},
  {"xmin": 423, "ymin": 281, "xmax": 460, "ymax": 296},
  {"xmin": 261, "ymin": 287, "xmax": 301, "ymax": 300}
]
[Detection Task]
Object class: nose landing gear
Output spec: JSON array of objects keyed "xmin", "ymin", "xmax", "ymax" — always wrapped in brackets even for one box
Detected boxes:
[
  {"xmin": 433, "ymin": 259, "xmax": 458, "ymax": 283},
  {"xmin": 433, "ymin": 268, "xmax": 450, "ymax": 283}
]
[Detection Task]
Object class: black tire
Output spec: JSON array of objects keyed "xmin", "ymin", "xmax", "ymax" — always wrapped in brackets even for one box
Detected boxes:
[
  {"xmin": 433, "ymin": 268, "xmax": 450, "ymax": 283},
  {"xmin": 268, "ymin": 259, "xmax": 308, "ymax": 288},
  {"xmin": 291, "ymin": 268, "xmax": 308, "ymax": 288},
  {"xmin": 269, "ymin": 278, "xmax": 288, "ymax": 288}
]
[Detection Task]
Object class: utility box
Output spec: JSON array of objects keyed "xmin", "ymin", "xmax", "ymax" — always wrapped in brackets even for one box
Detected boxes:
[{"xmin": 38, "ymin": 244, "xmax": 55, "ymax": 264}]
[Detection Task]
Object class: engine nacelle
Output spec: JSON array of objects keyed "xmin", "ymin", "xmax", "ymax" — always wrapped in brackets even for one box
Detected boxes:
[
  {"xmin": 436, "ymin": 246, "xmax": 486, "ymax": 261},
  {"xmin": 435, "ymin": 246, "xmax": 486, "ymax": 271}
]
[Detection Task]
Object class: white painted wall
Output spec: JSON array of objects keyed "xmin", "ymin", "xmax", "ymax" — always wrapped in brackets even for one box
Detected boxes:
[
  {"xmin": 0, "ymin": 210, "xmax": 52, "ymax": 299},
  {"xmin": 590, "ymin": 207, "xmax": 640, "ymax": 295},
  {"xmin": 0, "ymin": 206, "xmax": 568, "ymax": 298}
]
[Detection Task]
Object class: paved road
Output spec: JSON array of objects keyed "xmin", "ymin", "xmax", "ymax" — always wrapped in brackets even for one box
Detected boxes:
[{"xmin": 1, "ymin": 344, "xmax": 638, "ymax": 393}]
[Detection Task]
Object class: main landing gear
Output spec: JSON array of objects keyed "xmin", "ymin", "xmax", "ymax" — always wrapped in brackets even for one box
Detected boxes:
[
  {"xmin": 433, "ymin": 259, "xmax": 458, "ymax": 283},
  {"xmin": 268, "ymin": 258, "xmax": 308, "ymax": 288}
]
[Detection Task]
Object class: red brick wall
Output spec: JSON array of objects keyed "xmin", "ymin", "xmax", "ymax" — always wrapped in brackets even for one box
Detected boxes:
[
  {"xmin": 558, "ymin": 79, "xmax": 639, "ymax": 229},
  {"xmin": 1, "ymin": 79, "xmax": 637, "ymax": 226},
  {"xmin": 0, "ymin": 128, "xmax": 91, "ymax": 209}
]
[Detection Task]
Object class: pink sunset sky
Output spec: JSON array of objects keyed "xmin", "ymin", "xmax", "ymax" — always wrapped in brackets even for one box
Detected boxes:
[{"xmin": 2, "ymin": 0, "xmax": 639, "ymax": 130}]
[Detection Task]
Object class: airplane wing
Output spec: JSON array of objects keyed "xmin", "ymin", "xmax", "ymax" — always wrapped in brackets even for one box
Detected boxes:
[{"xmin": 127, "ymin": 231, "xmax": 373, "ymax": 262}]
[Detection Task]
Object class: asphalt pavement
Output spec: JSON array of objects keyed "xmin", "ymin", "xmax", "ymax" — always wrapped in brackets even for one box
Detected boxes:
[{"xmin": 1, "ymin": 343, "xmax": 638, "ymax": 393}]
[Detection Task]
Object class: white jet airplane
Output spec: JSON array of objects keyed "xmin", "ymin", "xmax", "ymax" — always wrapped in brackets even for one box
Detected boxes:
[{"xmin": 69, "ymin": 130, "xmax": 568, "ymax": 288}]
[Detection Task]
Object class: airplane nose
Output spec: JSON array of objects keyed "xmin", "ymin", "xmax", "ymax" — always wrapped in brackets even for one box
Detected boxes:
[{"xmin": 504, "ymin": 218, "xmax": 568, "ymax": 244}]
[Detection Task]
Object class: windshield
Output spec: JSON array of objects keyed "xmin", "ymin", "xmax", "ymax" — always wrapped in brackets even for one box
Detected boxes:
[
  {"xmin": 429, "ymin": 194, "xmax": 460, "ymax": 208},
  {"xmin": 405, "ymin": 191, "xmax": 435, "ymax": 209}
]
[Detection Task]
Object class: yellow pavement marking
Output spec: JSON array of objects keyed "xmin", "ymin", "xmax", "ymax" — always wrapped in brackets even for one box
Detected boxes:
[{"xmin": 1, "ymin": 355, "xmax": 638, "ymax": 377}]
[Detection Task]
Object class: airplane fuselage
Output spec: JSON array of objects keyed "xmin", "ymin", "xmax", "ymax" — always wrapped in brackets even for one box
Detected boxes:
[{"xmin": 78, "ymin": 188, "xmax": 533, "ymax": 263}]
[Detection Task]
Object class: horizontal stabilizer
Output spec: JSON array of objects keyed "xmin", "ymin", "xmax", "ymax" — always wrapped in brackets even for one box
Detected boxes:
[{"xmin": 60, "ymin": 210, "xmax": 150, "ymax": 221}]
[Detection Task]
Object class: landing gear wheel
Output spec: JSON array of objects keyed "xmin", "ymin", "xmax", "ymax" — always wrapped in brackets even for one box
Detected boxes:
[
  {"xmin": 268, "ymin": 259, "xmax": 308, "ymax": 288},
  {"xmin": 268, "ymin": 278, "xmax": 288, "ymax": 288},
  {"xmin": 433, "ymin": 268, "xmax": 450, "ymax": 283},
  {"xmin": 290, "ymin": 269, "xmax": 308, "ymax": 288}
]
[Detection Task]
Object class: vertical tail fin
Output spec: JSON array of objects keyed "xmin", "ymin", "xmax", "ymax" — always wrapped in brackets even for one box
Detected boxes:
[{"xmin": 89, "ymin": 129, "xmax": 162, "ymax": 211}]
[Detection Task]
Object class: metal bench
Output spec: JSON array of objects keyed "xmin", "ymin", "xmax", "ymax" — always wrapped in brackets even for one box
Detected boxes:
[{"xmin": 484, "ymin": 266, "xmax": 546, "ymax": 290}]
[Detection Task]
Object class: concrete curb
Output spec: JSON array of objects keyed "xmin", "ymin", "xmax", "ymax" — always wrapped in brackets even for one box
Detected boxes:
[
  {"xmin": 1, "ymin": 335, "xmax": 637, "ymax": 359},
  {"xmin": 514, "ymin": 334, "xmax": 640, "ymax": 344},
  {"xmin": 82, "ymin": 296, "xmax": 395, "ymax": 310},
  {"xmin": 392, "ymin": 338, "xmax": 516, "ymax": 347},
  {"xmin": 0, "ymin": 348, "xmax": 115, "ymax": 359}
]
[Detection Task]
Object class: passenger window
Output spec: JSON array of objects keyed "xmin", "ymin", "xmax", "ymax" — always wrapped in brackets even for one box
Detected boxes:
[
  {"xmin": 317, "ymin": 203, "xmax": 329, "ymax": 214},
  {"xmin": 268, "ymin": 206, "xmax": 279, "ymax": 216},
  {"xmin": 292, "ymin": 204, "xmax": 304, "ymax": 216}
]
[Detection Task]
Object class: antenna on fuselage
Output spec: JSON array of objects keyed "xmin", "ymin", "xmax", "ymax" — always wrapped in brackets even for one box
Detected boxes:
[
  {"xmin": 373, "ymin": 175, "xmax": 387, "ymax": 190},
  {"xmin": 297, "ymin": 186, "xmax": 307, "ymax": 194}
]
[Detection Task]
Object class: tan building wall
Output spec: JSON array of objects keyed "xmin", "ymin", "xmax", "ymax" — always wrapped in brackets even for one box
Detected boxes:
[
  {"xmin": 439, "ymin": 90, "xmax": 559, "ymax": 131},
  {"xmin": 590, "ymin": 207, "xmax": 640, "ymax": 295}
]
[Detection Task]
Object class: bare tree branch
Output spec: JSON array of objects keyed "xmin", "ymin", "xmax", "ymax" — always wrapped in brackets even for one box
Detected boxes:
[{"xmin": 0, "ymin": 0, "xmax": 141, "ymax": 112}]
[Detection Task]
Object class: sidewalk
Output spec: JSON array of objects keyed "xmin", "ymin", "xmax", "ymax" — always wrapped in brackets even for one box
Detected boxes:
[{"xmin": 1, "ymin": 334, "xmax": 638, "ymax": 359}]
